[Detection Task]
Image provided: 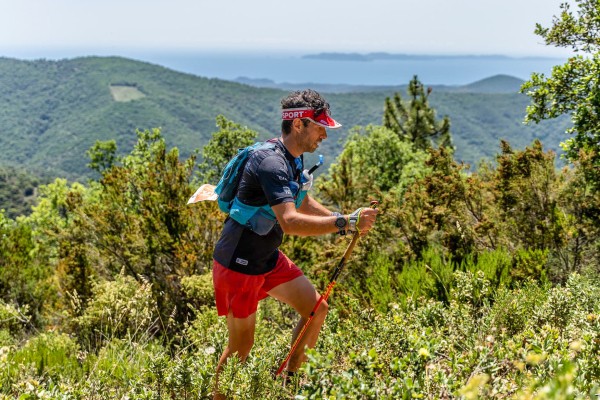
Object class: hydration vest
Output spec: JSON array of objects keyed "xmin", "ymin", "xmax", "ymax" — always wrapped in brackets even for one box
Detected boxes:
[{"xmin": 215, "ymin": 140, "xmax": 308, "ymax": 236}]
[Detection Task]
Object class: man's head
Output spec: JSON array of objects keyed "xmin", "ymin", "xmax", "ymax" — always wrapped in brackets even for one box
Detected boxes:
[{"xmin": 281, "ymin": 89, "xmax": 341, "ymax": 135}]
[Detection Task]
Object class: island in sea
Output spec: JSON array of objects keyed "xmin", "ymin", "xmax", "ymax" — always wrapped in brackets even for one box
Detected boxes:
[{"xmin": 302, "ymin": 52, "xmax": 557, "ymax": 62}]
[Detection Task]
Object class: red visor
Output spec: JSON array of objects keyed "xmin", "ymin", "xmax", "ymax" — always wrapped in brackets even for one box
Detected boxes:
[{"xmin": 281, "ymin": 108, "xmax": 342, "ymax": 129}]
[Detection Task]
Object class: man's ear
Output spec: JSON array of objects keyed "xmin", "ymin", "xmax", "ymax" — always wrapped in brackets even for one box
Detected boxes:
[{"xmin": 292, "ymin": 118, "xmax": 303, "ymax": 132}]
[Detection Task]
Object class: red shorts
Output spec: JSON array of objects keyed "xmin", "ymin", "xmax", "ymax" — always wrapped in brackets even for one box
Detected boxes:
[{"xmin": 212, "ymin": 251, "xmax": 304, "ymax": 318}]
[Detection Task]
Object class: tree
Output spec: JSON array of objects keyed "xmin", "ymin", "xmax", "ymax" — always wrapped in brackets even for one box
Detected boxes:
[
  {"xmin": 383, "ymin": 75, "xmax": 453, "ymax": 152},
  {"xmin": 394, "ymin": 147, "xmax": 484, "ymax": 263},
  {"xmin": 62, "ymin": 129, "xmax": 222, "ymax": 331},
  {"xmin": 86, "ymin": 140, "xmax": 117, "ymax": 176},
  {"xmin": 494, "ymin": 140, "xmax": 564, "ymax": 254},
  {"xmin": 316, "ymin": 125, "xmax": 429, "ymax": 212},
  {"xmin": 521, "ymin": 0, "xmax": 600, "ymax": 189},
  {"xmin": 198, "ymin": 115, "xmax": 257, "ymax": 184},
  {"xmin": 0, "ymin": 211, "xmax": 55, "ymax": 327}
]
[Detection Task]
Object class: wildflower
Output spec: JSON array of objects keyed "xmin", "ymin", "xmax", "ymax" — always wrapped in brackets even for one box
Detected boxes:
[
  {"xmin": 0, "ymin": 346, "xmax": 9, "ymax": 363},
  {"xmin": 586, "ymin": 313, "xmax": 596, "ymax": 322},
  {"xmin": 459, "ymin": 374, "xmax": 490, "ymax": 400},
  {"xmin": 525, "ymin": 352, "xmax": 546, "ymax": 365},
  {"xmin": 569, "ymin": 340, "xmax": 583, "ymax": 352}
]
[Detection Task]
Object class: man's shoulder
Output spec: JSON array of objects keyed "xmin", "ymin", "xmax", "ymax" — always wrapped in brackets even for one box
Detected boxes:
[{"xmin": 249, "ymin": 141, "xmax": 287, "ymax": 170}]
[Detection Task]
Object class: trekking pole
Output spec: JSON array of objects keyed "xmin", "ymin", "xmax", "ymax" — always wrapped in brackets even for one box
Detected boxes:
[{"xmin": 275, "ymin": 200, "xmax": 378, "ymax": 377}]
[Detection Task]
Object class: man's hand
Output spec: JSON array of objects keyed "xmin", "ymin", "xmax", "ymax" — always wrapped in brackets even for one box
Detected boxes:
[{"xmin": 348, "ymin": 207, "xmax": 378, "ymax": 236}]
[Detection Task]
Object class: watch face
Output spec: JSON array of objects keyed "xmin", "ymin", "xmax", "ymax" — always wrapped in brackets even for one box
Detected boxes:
[{"xmin": 335, "ymin": 216, "xmax": 347, "ymax": 229}]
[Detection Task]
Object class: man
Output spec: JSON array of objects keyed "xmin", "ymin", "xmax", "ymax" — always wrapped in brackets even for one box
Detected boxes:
[{"xmin": 212, "ymin": 89, "xmax": 378, "ymax": 397}]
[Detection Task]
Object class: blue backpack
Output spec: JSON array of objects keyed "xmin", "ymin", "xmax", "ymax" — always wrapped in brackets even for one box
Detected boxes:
[
  {"xmin": 214, "ymin": 141, "xmax": 274, "ymax": 214},
  {"xmin": 214, "ymin": 141, "xmax": 307, "ymax": 235}
]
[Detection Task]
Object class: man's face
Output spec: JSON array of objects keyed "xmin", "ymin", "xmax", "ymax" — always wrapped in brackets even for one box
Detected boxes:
[{"xmin": 298, "ymin": 120, "xmax": 327, "ymax": 153}]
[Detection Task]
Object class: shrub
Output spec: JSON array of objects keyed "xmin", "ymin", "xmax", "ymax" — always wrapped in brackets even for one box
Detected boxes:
[
  {"xmin": 460, "ymin": 248, "xmax": 512, "ymax": 288},
  {"xmin": 73, "ymin": 272, "xmax": 156, "ymax": 349},
  {"xmin": 364, "ymin": 252, "xmax": 395, "ymax": 312},
  {"xmin": 486, "ymin": 280, "xmax": 547, "ymax": 336},
  {"xmin": 9, "ymin": 332, "xmax": 81, "ymax": 382},
  {"xmin": 397, "ymin": 247, "xmax": 453, "ymax": 303},
  {"xmin": 0, "ymin": 301, "xmax": 30, "ymax": 337},
  {"xmin": 180, "ymin": 272, "xmax": 214, "ymax": 312},
  {"xmin": 451, "ymin": 270, "xmax": 492, "ymax": 311},
  {"xmin": 511, "ymin": 248, "xmax": 549, "ymax": 284}
]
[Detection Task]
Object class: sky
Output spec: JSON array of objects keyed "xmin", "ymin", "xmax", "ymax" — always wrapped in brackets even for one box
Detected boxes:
[{"xmin": 0, "ymin": 0, "xmax": 574, "ymax": 58}]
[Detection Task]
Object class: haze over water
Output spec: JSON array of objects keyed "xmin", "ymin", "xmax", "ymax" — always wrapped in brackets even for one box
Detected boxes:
[
  {"xmin": 6, "ymin": 49, "xmax": 567, "ymax": 86},
  {"xmin": 143, "ymin": 52, "xmax": 565, "ymax": 86}
]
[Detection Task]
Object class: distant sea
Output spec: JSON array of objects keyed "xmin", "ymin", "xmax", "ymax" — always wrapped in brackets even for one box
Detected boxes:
[{"xmin": 3, "ymin": 49, "xmax": 568, "ymax": 86}]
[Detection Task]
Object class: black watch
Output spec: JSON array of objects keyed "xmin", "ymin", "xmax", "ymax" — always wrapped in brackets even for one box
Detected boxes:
[{"xmin": 334, "ymin": 215, "xmax": 347, "ymax": 235}]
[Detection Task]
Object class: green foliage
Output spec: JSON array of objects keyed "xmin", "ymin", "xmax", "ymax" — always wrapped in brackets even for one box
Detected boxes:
[
  {"xmin": 180, "ymin": 272, "xmax": 215, "ymax": 311},
  {"xmin": 496, "ymin": 140, "xmax": 562, "ymax": 252},
  {"xmin": 0, "ymin": 57, "xmax": 572, "ymax": 180},
  {"xmin": 0, "ymin": 301, "xmax": 30, "ymax": 338},
  {"xmin": 364, "ymin": 252, "xmax": 395, "ymax": 313},
  {"xmin": 72, "ymin": 272, "xmax": 156, "ymax": 349},
  {"xmin": 61, "ymin": 128, "xmax": 222, "ymax": 328},
  {"xmin": 554, "ymin": 153, "xmax": 600, "ymax": 278},
  {"xmin": 0, "ymin": 56, "xmax": 280, "ymax": 180},
  {"xmin": 397, "ymin": 247, "xmax": 453, "ymax": 302},
  {"xmin": 198, "ymin": 115, "xmax": 258, "ymax": 184},
  {"xmin": 511, "ymin": 248, "xmax": 549, "ymax": 284},
  {"xmin": 0, "ymin": 210, "xmax": 55, "ymax": 327},
  {"xmin": 86, "ymin": 139, "xmax": 117, "ymax": 175},
  {"xmin": 21, "ymin": 178, "xmax": 94, "ymax": 314},
  {"xmin": 533, "ymin": 0, "xmax": 600, "ymax": 54},
  {"xmin": 317, "ymin": 125, "xmax": 429, "ymax": 211},
  {"xmin": 451, "ymin": 270, "xmax": 492, "ymax": 311},
  {"xmin": 487, "ymin": 280, "xmax": 547, "ymax": 336},
  {"xmin": 0, "ymin": 259, "xmax": 599, "ymax": 398},
  {"xmin": 385, "ymin": 138, "xmax": 590, "ymax": 283},
  {"xmin": 8, "ymin": 332, "xmax": 81, "ymax": 382},
  {"xmin": 297, "ymin": 273, "xmax": 600, "ymax": 399},
  {"xmin": 383, "ymin": 75, "xmax": 453, "ymax": 151},
  {"xmin": 395, "ymin": 247, "xmax": 517, "ymax": 305},
  {"xmin": 0, "ymin": 166, "xmax": 46, "ymax": 218},
  {"xmin": 395, "ymin": 147, "xmax": 488, "ymax": 262},
  {"xmin": 522, "ymin": 0, "xmax": 600, "ymax": 191},
  {"xmin": 460, "ymin": 249, "xmax": 512, "ymax": 288}
]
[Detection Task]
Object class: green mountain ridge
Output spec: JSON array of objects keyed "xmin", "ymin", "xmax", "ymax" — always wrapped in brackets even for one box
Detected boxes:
[
  {"xmin": 234, "ymin": 74, "xmax": 524, "ymax": 94},
  {"xmin": 0, "ymin": 56, "xmax": 570, "ymax": 181}
]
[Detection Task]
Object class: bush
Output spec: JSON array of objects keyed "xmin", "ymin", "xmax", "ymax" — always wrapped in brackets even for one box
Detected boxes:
[
  {"xmin": 180, "ymin": 272, "xmax": 214, "ymax": 312},
  {"xmin": 73, "ymin": 272, "xmax": 156, "ymax": 349},
  {"xmin": 0, "ymin": 301, "xmax": 30, "ymax": 337},
  {"xmin": 397, "ymin": 247, "xmax": 453, "ymax": 303},
  {"xmin": 7, "ymin": 332, "xmax": 81, "ymax": 383},
  {"xmin": 486, "ymin": 280, "xmax": 547, "ymax": 336}
]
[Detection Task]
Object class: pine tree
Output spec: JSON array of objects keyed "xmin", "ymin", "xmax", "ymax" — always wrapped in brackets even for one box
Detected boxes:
[{"xmin": 383, "ymin": 75, "xmax": 453, "ymax": 152}]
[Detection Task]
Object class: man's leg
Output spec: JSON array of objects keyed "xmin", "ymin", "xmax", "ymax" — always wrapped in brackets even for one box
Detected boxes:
[
  {"xmin": 214, "ymin": 311, "xmax": 256, "ymax": 399},
  {"xmin": 267, "ymin": 275, "xmax": 328, "ymax": 372}
]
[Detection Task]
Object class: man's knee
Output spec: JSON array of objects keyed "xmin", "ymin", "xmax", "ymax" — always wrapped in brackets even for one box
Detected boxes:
[
  {"xmin": 229, "ymin": 338, "xmax": 254, "ymax": 360},
  {"xmin": 228, "ymin": 342, "xmax": 254, "ymax": 362},
  {"xmin": 237, "ymin": 346, "xmax": 253, "ymax": 361},
  {"xmin": 314, "ymin": 299, "xmax": 329, "ymax": 319}
]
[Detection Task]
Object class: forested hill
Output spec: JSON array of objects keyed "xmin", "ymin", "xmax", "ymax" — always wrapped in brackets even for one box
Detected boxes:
[{"xmin": 0, "ymin": 56, "xmax": 570, "ymax": 180}]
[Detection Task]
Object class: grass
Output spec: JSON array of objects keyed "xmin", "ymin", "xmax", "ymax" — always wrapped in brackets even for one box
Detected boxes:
[{"xmin": 109, "ymin": 85, "xmax": 146, "ymax": 102}]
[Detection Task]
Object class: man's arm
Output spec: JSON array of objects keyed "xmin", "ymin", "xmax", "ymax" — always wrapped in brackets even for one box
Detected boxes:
[
  {"xmin": 271, "ymin": 201, "xmax": 378, "ymax": 237},
  {"xmin": 272, "ymin": 202, "xmax": 339, "ymax": 236},
  {"xmin": 297, "ymin": 194, "xmax": 333, "ymax": 217}
]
